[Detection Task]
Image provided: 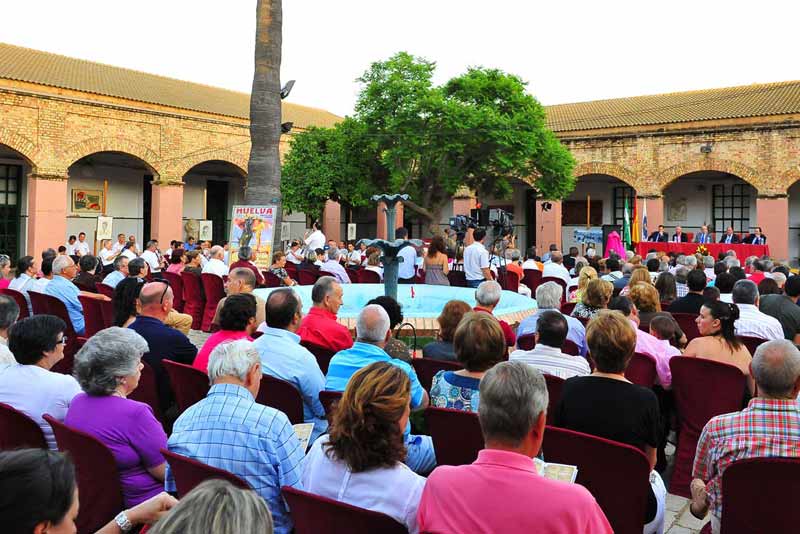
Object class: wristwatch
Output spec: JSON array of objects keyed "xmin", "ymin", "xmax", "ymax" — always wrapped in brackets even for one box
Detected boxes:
[{"xmin": 114, "ymin": 511, "xmax": 133, "ymax": 532}]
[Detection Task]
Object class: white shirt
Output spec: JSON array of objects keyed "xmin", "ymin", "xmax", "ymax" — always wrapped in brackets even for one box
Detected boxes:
[
  {"xmin": 347, "ymin": 249, "xmax": 362, "ymax": 266},
  {"xmin": 0, "ymin": 338, "xmax": 13, "ymax": 365},
  {"xmin": 202, "ymin": 257, "xmax": 229, "ymax": 277},
  {"xmin": 302, "ymin": 435, "xmax": 425, "ymax": 534},
  {"xmin": 509, "ymin": 344, "xmax": 591, "ymax": 380},
  {"xmin": 75, "ymin": 241, "xmax": 90, "ymax": 256},
  {"xmin": 463, "ymin": 242, "xmax": 490, "ymax": 281},
  {"xmin": 141, "ymin": 249, "xmax": 161, "ymax": 273},
  {"xmin": 304, "ymin": 230, "xmax": 326, "ymax": 252},
  {"xmin": 30, "ymin": 278, "xmax": 51, "ymax": 293},
  {"xmin": 734, "ymin": 303, "xmax": 784, "ymax": 341},
  {"xmin": 0, "ymin": 363, "xmax": 82, "ymax": 450},
  {"xmin": 286, "ymin": 248, "xmax": 304, "ymax": 264},
  {"xmin": 720, "ymin": 293, "xmax": 733, "ymax": 303},
  {"xmin": 9, "ymin": 273, "xmax": 35, "ymax": 316},
  {"xmin": 65, "ymin": 243, "xmax": 76, "ymax": 255},
  {"xmin": 99, "ymin": 247, "xmax": 116, "ymax": 266},
  {"xmin": 542, "ymin": 262, "xmax": 571, "ymax": 287},
  {"xmin": 365, "ymin": 265, "xmax": 384, "ymax": 281},
  {"xmin": 398, "ymin": 245, "xmax": 417, "ymax": 280},
  {"xmin": 111, "ymin": 241, "xmax": 126, "ymax": 254},
  {"xmin": 120, "ymin": 248, "xmax": 137, "ymax": 261},
  {"xmin": 522, "ymin": 259, "xmax": 540, "ymax": 270}
]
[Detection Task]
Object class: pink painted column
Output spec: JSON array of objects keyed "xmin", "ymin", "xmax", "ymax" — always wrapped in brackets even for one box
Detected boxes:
[
  {"xmin": 376, "ymin": 201, "xmax": 404, "ymax": 240},
  {"xmin": 756, "ymin": 196, "xmax": 789, "ymax": 260},
  {"xmin": 27, "ymin": 173, "xmax": 68, "ymax": 256},
  {"xmin": 323, "ymin": 200, "xmax": 341, "ymax": 242},
  {"xmin": 535, "ymin": 200, "xmax": 562, "ymax": 249},
  {"xmin": 150, "ymin": 182, "xmax": 184, "ymax": 244},
  {"xmin": 638, "ymin": 196, "xmax": 664, "ymax": 237}
]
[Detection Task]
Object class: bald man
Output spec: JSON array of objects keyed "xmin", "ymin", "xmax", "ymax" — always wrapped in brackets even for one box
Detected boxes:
[{"xmin": 128, "ymin": 282, "xmax": 198, "ymax": 411}]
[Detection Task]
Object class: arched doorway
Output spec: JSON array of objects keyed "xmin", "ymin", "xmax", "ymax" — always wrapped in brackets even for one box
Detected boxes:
[
  {"xmin": 0, "ymin": 143, "xmax": 31, "ymax": 257},
  {"xmin": 662, "ymin": 171, "xmax": 755, "ymax": 241},
  {"xmin": 67, "ymin": 151, "xmax": 159, "ymax": 251},
  {"xmin": 182, "ymin": 161, "xmax": 246, "ymax": 245}
]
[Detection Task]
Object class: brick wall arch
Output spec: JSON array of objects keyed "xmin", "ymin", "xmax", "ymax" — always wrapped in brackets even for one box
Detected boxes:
[
  {"xmin": 573, "ymin": 161, "xmax": 638, "ymax": 189},
  {"xmin": 657, "ymin": 157, "xmax": 762, "ymax": 193},
  {"xmin": 172, "ymin": 147, "xmax": 248, "ymax": 181},
  {"xmin": 57, "ymin": 137, "xmax": 163, "ymax": 176},
  {"xmin": 0, "ymin": 128, "xmax": 39, "ymax": 171}
]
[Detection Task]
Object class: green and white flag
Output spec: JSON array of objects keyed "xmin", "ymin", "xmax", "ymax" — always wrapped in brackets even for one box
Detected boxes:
[{"xmin": 623, "ymin": 195, "xmax": 631, "ymax": 247}]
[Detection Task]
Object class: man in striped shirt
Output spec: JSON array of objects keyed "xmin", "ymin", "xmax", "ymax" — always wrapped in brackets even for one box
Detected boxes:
[
  {"xmin": 509, "ymin": 310, "xmax": 590, "ymax": 379},
  {"xmin": 690, "ymin": 339, "xmax": 800, "ymax": 533}
]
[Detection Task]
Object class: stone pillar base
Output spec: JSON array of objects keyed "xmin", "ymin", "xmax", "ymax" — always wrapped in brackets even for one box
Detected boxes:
[
  {"xmin": 151, "ymin": 182, "xmax": 184, "ymax": 244},
  {"xmin": 27, "ymin": 173, "xmax": 68, "ymax": 257}
]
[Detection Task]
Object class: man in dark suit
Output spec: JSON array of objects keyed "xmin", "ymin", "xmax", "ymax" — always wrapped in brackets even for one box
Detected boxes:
[
  {"xmin": 693, "ymin": 225, "xmax": 712, "ymax": 244},
  {"xmin": 672, "ymin": 226, "xmax": 688, "ymax": 242},
  {"xmin": 667, "ymin": 270, "xmax": 707, "ymax": 314},
  {"xmin": 743, "ymin": 226, "xmax": 767, "ymax": 245},
  {"xmin": 648, "ymin": 225, "xmax": 669, "ymax": 242},
  {"xmin": 719, "ymin": 226, "xmax": 740, "ymax": 245}
]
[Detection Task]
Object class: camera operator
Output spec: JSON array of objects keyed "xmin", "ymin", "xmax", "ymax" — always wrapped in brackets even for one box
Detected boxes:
[{"xmin": 464, "ymin": 228, "xmax": 492, "ymax": 288}]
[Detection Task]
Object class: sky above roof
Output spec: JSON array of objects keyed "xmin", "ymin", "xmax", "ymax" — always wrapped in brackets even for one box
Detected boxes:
[{"xmin": 3, "ymin": 0, "xmax": 798, "ymax": 118}]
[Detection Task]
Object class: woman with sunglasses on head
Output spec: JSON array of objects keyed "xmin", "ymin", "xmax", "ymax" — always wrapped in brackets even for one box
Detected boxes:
[{"xmin": 0, "ymin": 254, "xmax": 11, "ymax": 290}]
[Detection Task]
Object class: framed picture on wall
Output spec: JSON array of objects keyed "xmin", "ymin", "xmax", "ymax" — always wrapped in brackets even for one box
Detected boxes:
[
  {"xmin": 96, "ymin": 216, "xmax": 113, "ymax": 240},
  {"xmin": 71, "ymin": 189, "xmax": 103, "ymax": 214},
  {"xmin": 198, "ymin": 220, "xmax": 213, "ymax": 241}
]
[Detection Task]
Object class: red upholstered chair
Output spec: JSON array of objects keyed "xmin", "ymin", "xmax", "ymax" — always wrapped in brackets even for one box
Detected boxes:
[
  {"xmin": 162, "ymin": 271, "xmax": 184, "ymax": 312},
  {"xmin": 263, "ymin": 270, "xmax": 282, "ymax": 287},
  {"xmin": 737, "ymin": 335, "xmax": 767, "ymax": 356},
  {"xmin": 718, "ymin": 457, "xmax": 800, "ymax": 534},
  {"xmin": 446, "ymin": 270, "xmax": 467, "ymax": 287},
  {"xmin": 516, "ymin": 333, "xmax": 536, "ymax": 350},
  {"xmin": 625, "ymin": 352, "xmax": 658, "ymax": 388},
  {"xmin": 0, "ymin": 402, "xmax": 47, "ymax": 450},
  {"xmin": 78, "ymin": 295, "xmax": 105, "ymax": 337},
  {"xmin": 0, "ymin": 287, "xmax": 29, "ymax": 318},
  {"xmin": 284, "ymin": 262, "xmax": 299, "ymax": 282},
  {"xmin": 359, "ymin": 269, "xmax": 381, "ymax": 284},
  {"xmin": 28, "ymin": 290, "xmax": 50, "ymax": 315},
  {"xmin": 298, "ymin": 268, "xmax": 320, "ymax": 286},
  {"xmin": 541, "ymin": 276, "xmax": 568, "ymax": 303},
  {"xmin": 499, "ymin": 269, "xmax": 519, "ymax": 292},
  {"xmin": 282, "ymin": 486, "xmax": 408, "ymax": 534},
  {"xmin": 522, "ymin": 269, "xmax": 543, "ymax": 294},
  {"xmin": 163, "ymin": 359, "xmax": 210, "ymax": 414},
  {"xmin": 411, "ymin": 358, "xmax": 463, "ymax": 392},
  {"xmin": 43, "ymin": 415, "xmax": 124, "ymax": 534},
  {"xmin": 672, "ymin": 313, "xmax": 701, "ymax": 342},
  {"xmin": 300, "ymin": 340, "xmax": 338, "ymax": 375},
  {"xmin": 161, "ymin": 449, "xmax": 251, "ymax": 497},
  {"xmin": 425, "ymin": 407, "xmax": 484, "ymax": 466},
  {"xmin": 128, "ymin": 361, "xmax": 163, "ymax": 422},
  {"xmin": 562, "ymin": 339, "xmax": 581, "ymax": 356},
  {"xmin": 200, "ymin": 273, "xmax": 225, "ymax": 332},
  {"xmin": 319, "ymin": 390, "xmax": 343, "ymax": 418},
  {"xmin": 180, "ymin": 271, "xmax": 205, "ymax": 330},
  {"xmin": 99, "ymin": 299, "xmax": 115, "ymax": 328},
  {"xmin": 543, "ymin": 374, "xmax": 564, "ymax": 425},
  {"xmin": 256, "ymin": 374, "xmax": 305, "ymax": 424},
  {"xmin": 669, "ymin": 357, "xmax": 746, "ymax": 498},
  {"xmin": 560, "ymin": 301, "xmax": 577, "ymax": 315},
  {"xmin": 576, "ymin": 316, "xmax": 590, "ymax": 327},
  {"xmin": 345, "ymin": 268, "xmax": 360, "ymax": 284},
  {"xmin": 543, "ymin": 426, "xmax": 651, "ymax": 534},
  {"xmin": 40, "ymin": 293, "xmax": 86, "ymax": 375},
  {"xmin": 95, "ymin": 283, "xmax": 115, "ymax": 299},
  {"xmin": 318, "ymin": 270, "xmax": 337, "ymax": 280}
]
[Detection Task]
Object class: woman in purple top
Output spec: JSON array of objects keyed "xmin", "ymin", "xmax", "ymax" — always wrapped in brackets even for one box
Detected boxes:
[{"xmin": 66, "ymin": 327, "xmax": 168, "ymax": 508}]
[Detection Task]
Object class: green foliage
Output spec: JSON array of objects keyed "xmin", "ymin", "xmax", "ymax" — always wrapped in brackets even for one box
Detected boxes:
[{"xmin": 281, "ymin": 52, "xmax": 576, "ymax": 227}]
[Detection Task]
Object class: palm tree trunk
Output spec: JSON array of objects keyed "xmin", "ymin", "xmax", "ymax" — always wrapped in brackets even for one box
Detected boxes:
[{"xmin": 247, "ymin": 0, "xmax": 283, "ymax": 244}]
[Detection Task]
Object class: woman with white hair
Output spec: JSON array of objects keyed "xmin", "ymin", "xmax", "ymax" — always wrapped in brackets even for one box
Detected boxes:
[{"xmin": 65, "ymin": 327, "xmax": 168, "ymax": 509}]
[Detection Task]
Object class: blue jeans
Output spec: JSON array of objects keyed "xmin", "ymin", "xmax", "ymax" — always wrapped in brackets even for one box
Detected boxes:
[
  {"xmin": 466, "ymin": 279, "xmax": 483, "ymax": 288},
  {"xmin": 405, "ymin": 434, "xmax": 436, "ymax": 474}
]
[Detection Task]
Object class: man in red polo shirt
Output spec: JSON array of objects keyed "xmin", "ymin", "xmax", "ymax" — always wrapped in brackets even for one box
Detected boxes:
[
  {"xmin": 297, "ymin": 276, "xmax": 353, "ymax": 352},
  {"xmin": 474, "ymin": 280, "xmax": 516, "ymax": 347}
]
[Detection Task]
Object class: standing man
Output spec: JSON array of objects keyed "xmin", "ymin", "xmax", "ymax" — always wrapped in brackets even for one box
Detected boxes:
[
  {"xmin": 304, "ymin": 221, "xmax": 326, "ymax": 253},
  {"xmin": 719, "ymin": 226, "xmax": 740, "ymax": 245},
  {"xmin": 672, "ymin": 226, "xmax": 688, "ymax": 243},
  {"xmin": 648, "ymin": 225, "xmax": 669, "ymax": 242},
  {"xmin": 464, "ymin": 228, "xmax": 491, "ymax": 288},
  {"xmin": 693, "ymin": 225, "xmax": 711, "ymax": 244},
  {"xmin": 396, "ymin": 228, "xmax": 417, "ymax": 284}
]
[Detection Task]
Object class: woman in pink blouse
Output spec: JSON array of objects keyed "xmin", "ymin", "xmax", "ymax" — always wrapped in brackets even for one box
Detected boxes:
[
  {"xmin": 166, "ymin": 248, "xmax": 186, "ymax": 274},
  {"xmin": 193, "ymin": 293, "xmax": 256, "ymax": 372}
]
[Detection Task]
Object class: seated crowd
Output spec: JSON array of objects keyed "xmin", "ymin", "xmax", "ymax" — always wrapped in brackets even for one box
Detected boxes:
[{"xmin": 1, "ymin": 236, "xmax": 800, "ymax": 534}]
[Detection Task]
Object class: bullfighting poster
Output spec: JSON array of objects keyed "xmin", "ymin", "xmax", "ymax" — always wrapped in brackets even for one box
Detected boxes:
[{"xmin": 228, "ymin": 205, "xmax": 276, "ymax": 269}]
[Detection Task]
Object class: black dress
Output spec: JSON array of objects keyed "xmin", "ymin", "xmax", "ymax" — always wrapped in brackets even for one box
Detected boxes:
[{"xmin": 554, "ymin": 375, "xmax": 661, "ymax": 523}]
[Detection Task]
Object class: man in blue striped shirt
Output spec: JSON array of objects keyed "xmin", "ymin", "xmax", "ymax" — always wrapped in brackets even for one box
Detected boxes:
[
  {"xmin": 166, "ymin": 339, "xmax": 304, "ymax": 534},
  {"xmin": 326, "ymin": 304, "xmax": 436, "ymax": 474}
]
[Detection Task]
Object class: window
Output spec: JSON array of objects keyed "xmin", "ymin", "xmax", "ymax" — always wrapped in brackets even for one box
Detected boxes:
[
  {"xmin": 712, "ymin": 183, "xmax": 751, "ymax": 233},
  {"xmin": 612, "ymin": 186, "xmax": 636, "ymax": 226},
  {"xmin": 0, "ymin": 165, "xmax": 21, "ymax": 258}
]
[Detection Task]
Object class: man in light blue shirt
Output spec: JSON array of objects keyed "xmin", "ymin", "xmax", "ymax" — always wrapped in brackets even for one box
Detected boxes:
[
  {"xmin": 517, "ymin": 281, "xmax": 588, "ymax": 357},
  {"xmin": 326, "ymin": 304, "xmax": 436, "ymax": 474},
  {"xmin": 167, "ymin": 339, "xmax": 304, "ymax": 534},
  {"xmin": 101, "ymin": 255, "xmax": 129, "ymax": 289},
  {"xmin": 254, "ymin": 288, "xmax": 328, "ymax": 443},
  {"xmin": 9, "ymin": 255, "xmax": 37, "ymax": 316},
  {"xmin": 44, "ymin": 255, "xmax": 86, "ymax": 335}
]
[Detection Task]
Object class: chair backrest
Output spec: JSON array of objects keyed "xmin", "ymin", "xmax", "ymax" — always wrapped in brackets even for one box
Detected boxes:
[
  {"xmin": 263, "ymin": 270, "xmax": 282, "ymax": 287},
  {"xmin": 78, "ymin": 295, "xmax": 105, "ymax": 337},
  {"xmin": 0, "ymin": 402, "xmax": 47, "ymax": 450},
  {"xmin": 318, "ymin": 390, "xmax": 343, "ymax": 418},
  {"xmin": 425, "ymin": 407, "xmax": 484, "ymax": 466},
  {"xmin": 298, "ymin": 268, "xmax": 320, "ymax": 286},
  {"xmin": 300, "ymin": 340, "xmax": 338, "ymax": 375},
  {"xmin": 95, "ymin": 283, "xmax": 115, "ymax": 299},
  {"xmin": 668, "ymin": 357, "xmax": 746, "ymax": 498},
  {"xmin": 446, "ymin": 270, "xmax": 467, "ymax": 287},
  {"xmin": 345, "ymin": 268, "xmax": 361, "ymax": 284},
  {"xmin": 200, "ymin": 273, "xmax": 226, "ymax": 332},
  {"xmin": 162, "ymin": 271, "xmax": 185, "ymax": 312},
  {"xmin": 180, "ymin": 271, "xmax": 205, "ymax": 330},
  {"xmin": 256, "ymin": 374, "xmax": 305, "ymax": 424},
  {"xmin": 163, "ymin": 359, "xmax": 210, "ymax": 413},
  {"xmin": 543, "ymin": 374, "xmax": 564, "ymax": 425},
  {"xmin": 500, "ymin": 269, "xmax": 520, "ymax": 292},
  {"xmin": 720, "ymin": 457, "xmax": 800, "ymax": 533},
  {"xmin": 516, "ymin": 333, "xmax": 535, "ymax": 351},
  {"xmin": 521, "ymin": 269, "xmax": 543, "ymax": 293},
  {"xmin": 0, "ymin": 287, "xmax": 29, "ymax": 318},
  {"xmin": 43, "ymin": 414, "xmax": 123, "ymax": 534},
  {"xmin": 737, "ymin": 335, "xmax": 767, "ymax": 356},
  {"xmin": 127, "ymin": 361, "xmax": 163, "ymax": 422},
  {"xmin": 359, "ymin": 269, "xmax": 381, "ymax": 284},
  {"xmin": 161, "ymin": 449, "xmax": 251, "ymax": 497},
  {"xmin": 560, "ymin": 301, "xmax": 577, "ymax": 315},
  {"xmin": 672, "ymin": 312, "xmax": 701, "ymax": 341},
  {"xmin": 39, "ymin": 294, "xmax": 82, "ymax": 374},
  {"xmin": 625, "ymin": 352, "xmax": 658, "ymax": 388},
  {"xmin": 282, "ymin": 485, "xmax": 408, "ymax": 534},
  {"xmin": 543, "ymin": 425, "xmax": 651, "ymax": 534},
  {"xmin": 99, "ymin": 299, "xmax": 115, "ymax": 328},
  {"xmin": 411, "ymin": 357, "xmax": 463, "ymax": 392},
  {"xmin": 284, "ymin": 262, "xmax": 299, "ymax": 282},
  {"xmin": 318, "ymin": 270, "xmax": 337, "ymax": 280},
  {"xmin": 562, "ymin": 339, "xmax": 580, "ymax": 355},
  {"xmin": 28, "ymin": 290, "xmax": 50, "ymax": 315}
]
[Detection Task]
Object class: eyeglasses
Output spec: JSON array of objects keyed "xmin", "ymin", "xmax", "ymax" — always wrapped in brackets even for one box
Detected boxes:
[
  {"xmin": 151, "ymin": 279, "xmax": 171, "ymax": 303},
  {"xmin": 56, "ymin": 336, "xmax": 68, "ymax": 345}
]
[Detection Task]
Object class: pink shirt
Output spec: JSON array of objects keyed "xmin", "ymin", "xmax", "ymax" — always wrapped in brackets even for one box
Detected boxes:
[
  {"xmin": 418, "ymin": 449, "xmax": 612, "ymax": 534},
  {"xmin": 193, "ymin": 330, "xmax": 252, "ymax": 372},
  {"xmin": 166, "ymin": 263, "xmax": 184, "ymax": 274},
  {"xmin": 631, "ymin": 320, "xmax": 680, "ymax": 387}
]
